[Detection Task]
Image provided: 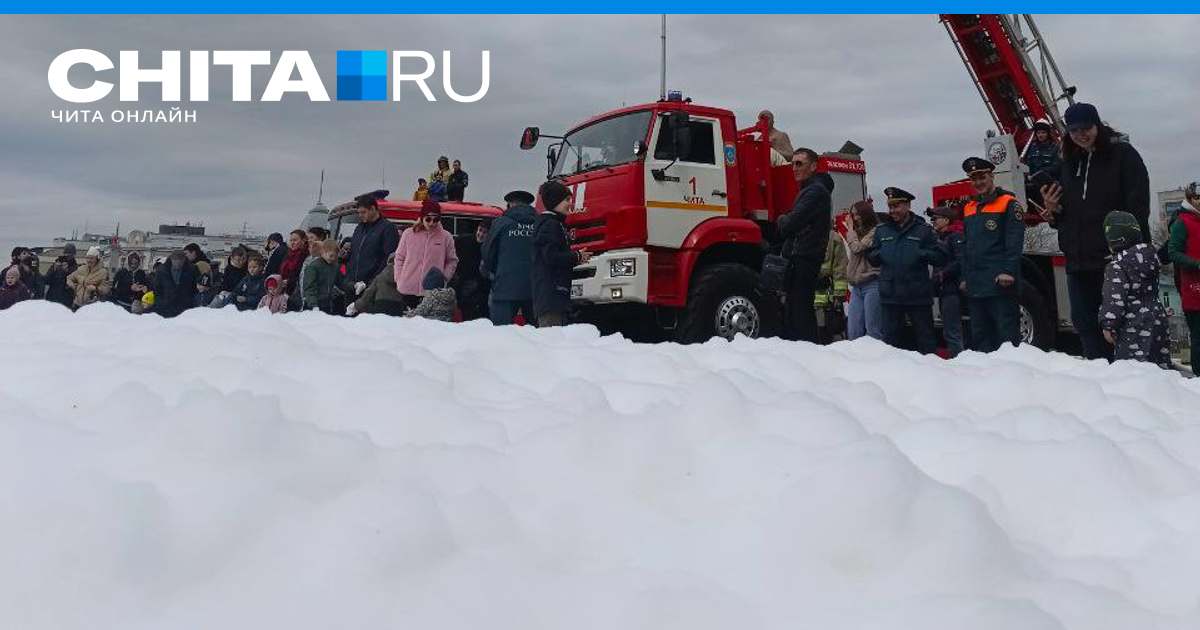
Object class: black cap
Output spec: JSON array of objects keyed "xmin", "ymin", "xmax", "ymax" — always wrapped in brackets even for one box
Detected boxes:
[
  {"xmin": 884, "ymin": 187, "xmax": 915, "ymax": 204},
  {"xmin": 925, "ymin": 204, "xmax": 959, "ymax": 220},
  {"xmin": 503, "ymin": 190, "xmax": 535, "ymax": 205},
  {"xmin": 962, "ymin": 157, "xmax": 995, "ymax": 175},
  {"xmin": 1032, "ymin": 119, "xmax": 1053, "ymax": 132},
  {"xmin": 1064, "ymin": 102, "xmax": 1101, "ymax": 132},
  {"xmin": 62, "ymin": 243, "xmax": 77, "ymax": 255}
]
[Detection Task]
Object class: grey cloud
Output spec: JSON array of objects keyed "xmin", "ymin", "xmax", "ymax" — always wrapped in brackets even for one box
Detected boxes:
[{"xmin": 0, "ymin": 14, "xmax": 1196, "ymax": 258}]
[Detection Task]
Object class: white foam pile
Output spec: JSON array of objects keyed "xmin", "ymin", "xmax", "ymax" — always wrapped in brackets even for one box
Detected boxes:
[{"xmin": 2, "ymin": 300, "xmax": 1199, "ymax": 629}]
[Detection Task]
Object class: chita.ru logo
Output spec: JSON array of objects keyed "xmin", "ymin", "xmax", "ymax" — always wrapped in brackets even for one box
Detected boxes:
[
  {"xmin": 47, "ymin": 49, "xmax": 490, "ymax": 103},
  {"xmin": 337, "ymin": 50, "xmax": 387, "ymax": 101}
]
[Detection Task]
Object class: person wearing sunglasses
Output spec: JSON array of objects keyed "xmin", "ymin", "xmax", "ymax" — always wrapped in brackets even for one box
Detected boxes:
[{"xmin": 393, "ymin": 199, "xmax": 459, "ymax": 310}]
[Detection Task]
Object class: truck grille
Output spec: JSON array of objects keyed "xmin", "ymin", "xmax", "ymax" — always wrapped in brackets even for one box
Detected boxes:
[{"xmin": 570, "ymin": 219, "xmax": 606, "ymax": 246}]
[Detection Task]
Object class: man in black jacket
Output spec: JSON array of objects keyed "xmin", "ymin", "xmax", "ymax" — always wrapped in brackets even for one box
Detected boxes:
[
  {"xmin": 776, "ymin": 147, "xmax": 832, "ymax": 342},
  {"xmin": 44, "ymin": 244, "xmax": 79, "ymax": 308},
  {"xmin": 1039, "ymin": 102, "xmax": 1150, "ymax": 361},
  {"xmin": 154, "ymin": 251, "xmax": 197, "ymax": 318},
  {"xmin": 532, "ymin": 180, "xmax": 590, "ymax": 327},
  {"xmin": 264, "ymin": 233, "xmax": 288, "ymax": 277},
  {"xmin": 451, "ymin": 219, "xmax": 491, "ymax": 321},
  {"xmin": 447, "ymin": 159, "xmax": 469, "ymax": 202},
  {"xmin": 347, "ymin": 192, "xmax": 401, "ymax": 297}
]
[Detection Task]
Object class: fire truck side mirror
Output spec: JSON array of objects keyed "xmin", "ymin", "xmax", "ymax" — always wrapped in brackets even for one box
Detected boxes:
[{"xmin": 520, "ymin": 127, "xmax": 540, "ymax": 150}]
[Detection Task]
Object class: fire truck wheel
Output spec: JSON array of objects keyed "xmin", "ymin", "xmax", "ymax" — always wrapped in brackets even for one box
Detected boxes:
[
  {"xmin": 675, "ymin": 263, "xmax": 773, "ymax": 344},
  {"xmin": 1019, "ymin": 281, "xmax": 1055, "ymax": 350}
]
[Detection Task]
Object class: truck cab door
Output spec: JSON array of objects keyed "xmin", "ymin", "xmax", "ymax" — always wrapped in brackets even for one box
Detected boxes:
[{"xmin": 644, "ymin": 114, "xmax": 728, "ymax": 248}]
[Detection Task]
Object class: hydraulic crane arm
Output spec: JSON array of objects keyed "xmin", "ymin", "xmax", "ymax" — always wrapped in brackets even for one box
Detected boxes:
[{"xmin": 940, "ymin": 14, "xmax": 1076, "ymax": 150}]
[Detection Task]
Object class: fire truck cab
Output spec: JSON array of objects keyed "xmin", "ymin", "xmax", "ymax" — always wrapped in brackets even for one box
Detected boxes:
[{"xmin": 522, "ymin": 95, "xmax": 866, "ymax": 342}]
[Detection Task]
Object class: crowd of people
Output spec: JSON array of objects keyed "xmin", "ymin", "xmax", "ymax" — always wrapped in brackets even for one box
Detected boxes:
[
  {"xmin": 412, "ymin": 156, "xmax": 469, "ymax": 203},
  {"xmin": 0, "ymin": 178, "xmax": 588, "ymax": 331},
  {"xmin": 778, "ymin": 101, "xmax": 1196, "ymax": 371},
  {"xmin": 3, "ymin": 101, "xmax": 1197, "ymax": 371}
]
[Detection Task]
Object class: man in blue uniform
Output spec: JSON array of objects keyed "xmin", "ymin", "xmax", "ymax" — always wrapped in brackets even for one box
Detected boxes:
[
  {"xmin": 960, "ymin": 157, "xmax": 1026, "ymax": 352},
  {"xmin": 866, "ymin": 187, "xmax": 946, "ymax": 354}
]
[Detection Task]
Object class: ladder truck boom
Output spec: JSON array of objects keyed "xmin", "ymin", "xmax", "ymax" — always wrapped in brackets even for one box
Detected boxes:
[{"xmin": 940, "ymin": 14, "xmax": 1076, "ymax": 150}]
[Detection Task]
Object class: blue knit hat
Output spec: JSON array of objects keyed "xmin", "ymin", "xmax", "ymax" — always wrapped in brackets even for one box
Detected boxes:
[{"xmin": 422, "ymin": 267, "xmax": 446, "ymax": 291}]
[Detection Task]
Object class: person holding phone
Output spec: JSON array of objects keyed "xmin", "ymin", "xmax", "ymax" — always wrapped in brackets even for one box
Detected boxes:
[{"xmin": 1038, "ymin": 102, "xmax": 1150, "ymax": 361}]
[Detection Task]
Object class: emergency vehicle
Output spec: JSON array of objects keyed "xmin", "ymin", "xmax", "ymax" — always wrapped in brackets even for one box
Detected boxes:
[
  {"xmin": 519, "ymin": 14, "xmax": 1086, "ymax": 348},
  {"xmin": 520, "ymin": 96, "xmax": 866, "ymax": 342},
  {"xmin": 328, "ymin": 197, "xmax": 501, "ymax": 241}
]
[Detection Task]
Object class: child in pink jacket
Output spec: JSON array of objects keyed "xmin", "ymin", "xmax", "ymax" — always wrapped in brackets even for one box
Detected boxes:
[
  {"xmin": 394, "ymin": 199, "xmax": 459, "ymax": 307},
  {"xmin": 257, "ymin": 274, "xmax": 290, "ymax": 313}
]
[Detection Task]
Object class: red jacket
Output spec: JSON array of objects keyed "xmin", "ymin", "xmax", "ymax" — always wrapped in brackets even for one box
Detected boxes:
[
  {"xmin": 279, "ymin": 244, "xmax": 308, "ymax": 293},
  {"xmin": 1174, "ymin": 211, "xmax": 1200, "ymax": 311}
]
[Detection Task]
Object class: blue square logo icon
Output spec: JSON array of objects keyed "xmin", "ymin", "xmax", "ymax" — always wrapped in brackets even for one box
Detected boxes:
[{"xmin": 337, "ymin": 51, "xmax": 386, "ymax": 101}]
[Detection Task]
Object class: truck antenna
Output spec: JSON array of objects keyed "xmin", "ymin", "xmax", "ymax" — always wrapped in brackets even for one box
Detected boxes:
[{"xmin": 659, "ymin": 15, "xmax": 667, "ymax": 101}]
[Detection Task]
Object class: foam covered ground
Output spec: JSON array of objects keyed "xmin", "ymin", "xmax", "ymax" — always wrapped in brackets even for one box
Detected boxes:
[{"xmin": 2, "ymin": 300, "xmax": 1199, "ymax": 629}]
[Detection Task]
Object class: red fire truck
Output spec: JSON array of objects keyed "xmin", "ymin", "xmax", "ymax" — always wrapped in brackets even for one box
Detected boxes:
[
  {"xmin": 329, "ymin": 197, "xmax": 501, "ymax": 242},
  {"xmin": 520, "ymin": 97, "xmax": 866, "ymax": 342}
]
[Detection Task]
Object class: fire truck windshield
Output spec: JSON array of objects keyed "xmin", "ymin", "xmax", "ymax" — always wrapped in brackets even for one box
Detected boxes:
[{"xmin": 552, "ymin": 110, "xmax": 652, "ymax": 177}]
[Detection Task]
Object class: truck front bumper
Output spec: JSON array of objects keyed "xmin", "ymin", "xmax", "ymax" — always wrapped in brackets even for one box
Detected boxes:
[{"xmin": 571, "ymin": 249, "xmax": 650, "ymax": 305}]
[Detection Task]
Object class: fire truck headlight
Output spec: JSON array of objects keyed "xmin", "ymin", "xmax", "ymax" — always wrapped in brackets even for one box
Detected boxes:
[{"xmin": 609, "ymin": 258, "xmax": 637, "ymax": 277}]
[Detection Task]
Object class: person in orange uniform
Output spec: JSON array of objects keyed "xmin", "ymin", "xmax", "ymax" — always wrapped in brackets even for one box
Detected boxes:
[{"xmin": 960, "ymin": 156, "xmax": 1026, "ymax": 352}]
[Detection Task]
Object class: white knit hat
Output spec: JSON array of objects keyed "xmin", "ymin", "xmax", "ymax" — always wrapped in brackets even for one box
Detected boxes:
[{"xmin": 86, "ymin": 246, "xmax": 102, "ymax": 258}]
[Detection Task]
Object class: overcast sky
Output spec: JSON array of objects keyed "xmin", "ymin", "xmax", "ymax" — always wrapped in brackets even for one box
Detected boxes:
[{"xmin": 1, "ymin": 14, "xmax": 1196, "ymax": 257}]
